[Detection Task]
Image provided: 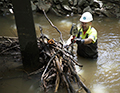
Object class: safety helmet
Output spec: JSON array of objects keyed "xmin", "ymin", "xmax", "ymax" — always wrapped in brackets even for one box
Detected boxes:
[{"xmin": 80, "ymin": 12, "xmax": 93, "ymax": 22}]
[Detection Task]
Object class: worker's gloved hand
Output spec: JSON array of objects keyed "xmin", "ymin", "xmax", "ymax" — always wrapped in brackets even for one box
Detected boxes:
[
  {"xmin": 71, "ymin": 36, "xmax": 76, "ymax": 43},
  {"xmin": 74, "ymin": 38, "xmax": 84, "ymax": 44},
  {"xmin": 71, "ymin": 38, "xmax": 76, "ymax": 43}
]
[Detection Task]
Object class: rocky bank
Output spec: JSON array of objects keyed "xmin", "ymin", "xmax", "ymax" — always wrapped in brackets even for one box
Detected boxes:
[{"xmin": 0, "ymin": 0, "xmax": 120, "ymax": 18}]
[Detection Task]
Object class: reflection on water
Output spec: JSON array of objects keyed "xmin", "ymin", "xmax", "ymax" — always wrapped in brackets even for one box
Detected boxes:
[{"xmin": 0, "ymin": 13, "xmax": 120, "ymax": 93}]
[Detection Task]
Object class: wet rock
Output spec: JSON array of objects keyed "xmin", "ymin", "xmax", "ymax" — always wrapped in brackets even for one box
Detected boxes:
[
  {"xmin": 78, "ymin": 0, "xmax": 86, "ymax": 7},
  {"xmin": 101, "ymin": 0, "xmax": 120, "ymax": 5},
  {"xmin": 53, "ymin": 0, "xmax": 60, "ymax": 4},
  {"xmin": 98, "ymin": 0, "xmax": 120, "ymax": 18},
  {"xmin": 89, "ymin": 0, "xmax": 94, "ymax": 5},
  {"xmin": 37, "ymin": 0, "xmax": 51, "ymax": 12},
  {"xmin": 83, "ymin": 6, "xmax": 93, "ymax": 14},
  {"xmin": 68, "ymin": 0, "xmax": 73, "ymax": 6},
  {"xmin": 71, "ymin": 6, "xmax": 78, "ymax": 14},
  {"xmin": 51, "ymin": 8, "xmax": 62, "ymax": 16},
  {"xmin": 73, "ymin": 0, "xmax": 78, "ymax": 6},
  {"xmin": 0, "ymin": 0, "xmax": 120, "ymax": 18},
  {"xmin": 31, "ymin": 1, "xmax": 37, "ymax": 11},
  {"xmin": 62, "ymin": 5, "xmax": 72, "ymax": 11}
]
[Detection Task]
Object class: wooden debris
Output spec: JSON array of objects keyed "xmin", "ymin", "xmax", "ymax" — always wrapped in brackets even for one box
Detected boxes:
[
  {"xmin": 0, "ymin": 26, "xmax": 91, "ymax": 93},
  {"xmin": 42, "ymin": 9, "xmax": 64, "ymax": 43},
  {"xmin": 0, "ymin": 36, "xmax": 20, "ymax": 55}
]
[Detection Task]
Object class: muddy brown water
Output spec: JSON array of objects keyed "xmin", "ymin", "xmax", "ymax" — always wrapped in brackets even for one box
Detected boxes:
[{"xmin": 0, "ymin": 13, "xmax": 120, "ymax": 93}]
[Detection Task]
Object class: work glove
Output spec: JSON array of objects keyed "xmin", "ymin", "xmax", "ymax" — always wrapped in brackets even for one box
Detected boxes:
[
  {"xmin": 71, "ymin": 36, "xmax": 76, "ymax": 43},
  {"xmin": 74, "ymin": 38, "xmax": 84, "ymax": 44}
]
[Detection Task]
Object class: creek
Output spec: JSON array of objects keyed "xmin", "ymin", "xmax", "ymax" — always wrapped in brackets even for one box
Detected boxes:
[{"xmin": 0, "ymin": 13, "xmax": 120, "ymax": 93}]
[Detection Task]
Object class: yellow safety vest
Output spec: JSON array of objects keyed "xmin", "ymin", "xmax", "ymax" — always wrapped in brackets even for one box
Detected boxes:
[
  {"xmin": 76, "ymin": 26, "xmax": 97, "ymax": 43},
  {"xmin": 76, "ymin": 26, "xmax": 98, "ymax": 59}
]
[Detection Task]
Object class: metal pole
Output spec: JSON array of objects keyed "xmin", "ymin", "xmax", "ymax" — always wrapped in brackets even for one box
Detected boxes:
[{"xmin": 12, "ymin": 0, "xmax": 40, "ymax": 71}]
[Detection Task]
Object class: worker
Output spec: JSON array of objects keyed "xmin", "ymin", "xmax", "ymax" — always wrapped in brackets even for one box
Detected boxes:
[{"xmin": 65, "ymin": 12, "xmax": 98, "ymax": 59}]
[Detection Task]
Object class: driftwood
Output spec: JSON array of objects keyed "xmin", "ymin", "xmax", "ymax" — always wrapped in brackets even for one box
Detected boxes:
[
  {"xmin": 43, "ymin": 9, "xmax": 64, "ymax": 43},
  {"xmin": 0, "ymin": 36, "xmax": 20, "ymax": 55},
  {"xmin": 37, "ymin": 27, "xmax": 90, "ymax": 93}
]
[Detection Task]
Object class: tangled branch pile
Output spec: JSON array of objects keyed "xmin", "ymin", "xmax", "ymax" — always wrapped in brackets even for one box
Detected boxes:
[
  {"xmin": 36, "ymin": 27, "xmax": 91, "ymax": 93},
  {"xmin": 0, "ymin": 28, "xmax": 90, "ymax": 93},
  {"xmin": 0, "ymin": 36, "xmax": 20, "ymax": 56}
]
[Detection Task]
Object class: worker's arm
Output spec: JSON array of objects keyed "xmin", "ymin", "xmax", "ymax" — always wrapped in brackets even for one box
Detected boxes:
[
  {"xmin": 75, "ymin": 37, "xmax": 93, "ymax": 45},
  {"xmin": 66, "ymin": 35, "xmax": 73, "ymax": 45},
  {"xmin": 84, "ymin": 38, "xmax": 93, "ymax": 44},
  {"xmin": 63, "ymin": 35, "xmax": 73, "ymax": 48}
]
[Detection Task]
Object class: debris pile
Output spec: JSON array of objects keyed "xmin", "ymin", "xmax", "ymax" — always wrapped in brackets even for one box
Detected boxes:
[
  {"xmin": 0, "ymin": 29, "xmax": 91, "ymax": 93},
  {"xmin": 0, "ymin": 7, "xmax": 91, "ymax": 93},
  {"xmin": 0, "ymin": 36, "xmax": 20, "ymax": 56}
]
